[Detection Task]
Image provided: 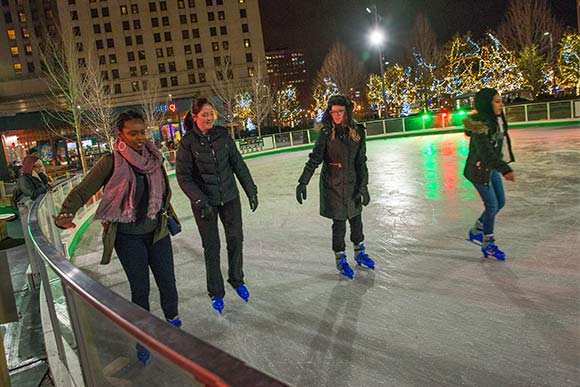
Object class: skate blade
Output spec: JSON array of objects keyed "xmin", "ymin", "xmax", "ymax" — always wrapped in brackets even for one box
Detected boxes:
[{"xmin": 466, "ymin": 238, "xmax": 483, "ymax": 246}]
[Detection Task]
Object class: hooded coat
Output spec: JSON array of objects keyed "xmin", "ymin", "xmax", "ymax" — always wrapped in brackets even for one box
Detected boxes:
[
  {"xmin": 463, "ymin": 113, "xmax": 514, "ymax": 185},
  {"xmin": 298, "ymin": 96, "xmax": 369, "ymax": 220}
]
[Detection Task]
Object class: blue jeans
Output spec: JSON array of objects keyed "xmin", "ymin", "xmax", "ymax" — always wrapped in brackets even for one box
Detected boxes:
[
  {"xmin": 114, "ymin": 232, "xmax": 178, "ymax": 320},
  {"xmin": 472, "ymin": 170, "xmax": 506, "ymax": 235}
]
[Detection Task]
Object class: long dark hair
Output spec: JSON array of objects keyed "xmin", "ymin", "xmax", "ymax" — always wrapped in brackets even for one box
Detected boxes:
[{"xmin": 473, "ymin": 87, "xmax": 507, "ymax": 130}]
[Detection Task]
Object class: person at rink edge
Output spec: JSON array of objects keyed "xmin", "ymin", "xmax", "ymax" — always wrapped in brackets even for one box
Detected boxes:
[{"xmin": 54, "ymin": 110, "xmax": 182, "ymax": 365}]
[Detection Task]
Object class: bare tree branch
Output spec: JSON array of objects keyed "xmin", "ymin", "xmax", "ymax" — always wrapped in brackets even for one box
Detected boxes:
[{"xmin": 318, "ymin": 40, "xmax": 367, "ymax": 98}]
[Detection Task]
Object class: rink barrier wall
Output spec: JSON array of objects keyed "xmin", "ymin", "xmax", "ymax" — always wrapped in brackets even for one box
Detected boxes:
[{"xmin": 27, "ymin": 183, "xmax": 290, "ymax": 386}]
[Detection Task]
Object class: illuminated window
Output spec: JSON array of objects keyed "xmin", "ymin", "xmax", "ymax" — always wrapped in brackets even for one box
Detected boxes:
[
  {"xmin": 25, "ymin": 45, "xmax": 32, "ymax": 55},
  {"xmin": 131, "ymin": 5, "xmax": 138, "ymax": 14},
  {"xmin": 244, "ymin": 38, "xmax": 250, "ymax": 48},
  {"xmin": 13, "ymin": 63, "xmax": 22, "ymax": 71},
  {"xmin": 21, "ymin": 28, "xmax": 30, "ymax": 38},
  {"xmin": 18, "ymin": 12, "xmax": 26, "ymax": 22},
  {"xmin": 10, "ymin": 47, "xmax": 19, "ymax": 56},
  {"xmin": 7, "ymin": 29, "xmax": 16, "ymax": 40},
  {"xmin": 239, "ymin": 0, "xmax": 245, "ymax": 3},
  {"xmin": 247, "ymin": 66, "xmax": 254, "ymax": 77},
  {"xmin": 120, "ymin": 6, "xmax": 128, "ymax": 15},
  {"xmin": 212, "ymin": 42, "xmax": 219, "ymax": 51}
]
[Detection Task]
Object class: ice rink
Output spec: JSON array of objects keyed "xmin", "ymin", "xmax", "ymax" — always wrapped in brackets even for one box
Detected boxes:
[{"xmin": 73, "ymin": 126, "xmax": 579, "ymax": 386}]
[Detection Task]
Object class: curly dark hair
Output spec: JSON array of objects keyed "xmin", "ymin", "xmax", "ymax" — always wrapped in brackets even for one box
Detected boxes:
[{"xmin": 116, "ymin": 110, "xmax": 145, "ymax": 132}]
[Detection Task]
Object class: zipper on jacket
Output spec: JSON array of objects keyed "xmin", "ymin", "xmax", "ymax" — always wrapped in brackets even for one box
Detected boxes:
[{"xmin": 207, "ymin": 134, "xmax": 224, "ymax": 205}]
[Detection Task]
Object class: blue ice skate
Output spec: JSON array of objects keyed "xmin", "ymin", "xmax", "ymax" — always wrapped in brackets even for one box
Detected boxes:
[
  {"xmin": 212, "ymin": 297, "xmax": 224, "ymax": 314},
  {"xmin": 136, "ymin": 344, "xmax": 150, "ymax": 365},
  {"xmin": 354, "ymin": 243, "xmax": 375, "ymax": 269},
  {"xmin": 468, "ymin": 228, "xmax": 484, "ymax": 244},
  {"xmin": 336, "ymin": 254, "xmax": 355, "ymax": 279},
  {"xmin": 481, "ymin": 237, "xmax": 506, "ymax": 261},
  {"xmin": 235, "ymin": 285, "xmax": 250, "ymax": 302},
  {"xmin": 167, "ymin": 316, "xmax": 182, "ymax": 328}
]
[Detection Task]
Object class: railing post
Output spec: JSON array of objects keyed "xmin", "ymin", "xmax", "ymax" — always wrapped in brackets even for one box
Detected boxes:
[
  {"xmin": 524, "ymin": 104, "xmax": 529, "ymax": 122},
  {"xmin": 273, "ymin": 135, "xmax": 277, "ymax": 149},
  {"xmin": 62, "ymin": 285, "xmax": 97, "ymax": 387},
  {"xmin": 18, "ymin": 202, "xmax": 41, "ymax": 289},
  {"xmin": 546, "ymin": 102, "xmax": 551, "ymax": 120},
  {"xmin": 35, "ymin": 248, "xmax": 69, "ymax": 366},
  {"xmin": 382, "ymin": 119, "xmax": 387, "ymax": 134},
  {"xmin": 402, "ymin": 118, "xmax": 406, "ymax": 132},
  {"xmin": 306, "ymin": 129, "xmax": 311, "ymax": 144},
  {"xmin": 289, "ymin": 132, "xmax": 294, "ymax": 147},
  {"xmin": 45, "ymin": 192, "xmax": 64, "ymax": 255}
]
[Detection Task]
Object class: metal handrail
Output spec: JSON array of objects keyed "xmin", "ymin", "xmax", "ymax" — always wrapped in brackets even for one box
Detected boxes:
[{"xmin": 28, "ymin": 189, "xmax": 288, "ymax": 386}]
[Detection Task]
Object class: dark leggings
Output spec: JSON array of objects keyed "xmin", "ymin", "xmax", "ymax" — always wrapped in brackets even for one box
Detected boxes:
[
  {"xmin": 332, "ymin": 214, "xmax": 364, "ymax": 252},
  {"xmin": 114, "ymin": 232, "xmax": 178, "ymax": 320}
]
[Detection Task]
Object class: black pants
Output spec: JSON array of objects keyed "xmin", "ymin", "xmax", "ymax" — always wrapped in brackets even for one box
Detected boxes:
[
  {"xmin": 114, "ymin": 232, "xmax": 178, "ymax": 320},
  {"xmin": 332, "ymin": 214, "xmax": 364, "ymax": 252},
  {"xmin": 192, "ymin": 196, "xmax": 244, "ymax": 298}
]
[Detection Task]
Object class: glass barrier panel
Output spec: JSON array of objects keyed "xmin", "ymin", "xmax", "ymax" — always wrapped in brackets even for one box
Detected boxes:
[
  {"xmin": 405, "ymin": 116, "xmax": 425, "ymax": 131},
  {"xmin": 549, "ymin": 101, "xmax": 572, "ymax": 119},
  {"xmin": 70, "ymin": 292, "xmax": 205, "ymax": 387},
  {"xmin": 365, "ymin": 121, "xmax": 384, "ymax": 136},
  {"xmin": 385, "ymin": 119, "xmax": 404, "ymax": 133},
  {"xmin": 274, "ymin": 133, "xmax": 291, "ymax": 148},
  {"xmin": 308, "ymin": 129, "xmax": 320, "ymax": 143},
  {"xmin": 505, "ymin": 105, "xmax": 526, "ymax": 122},
  {"xmin": 44, "ymin": 262, "xmax": 79, "ymax": 358},
  {"xmin": 290, "ymin": 131, "xmax": 306, "ymax": 145},
  {"xmin": 261, "ymin": 136, "xmax": 275, "ymax": 150},
  {"xmin": 527, "ymin": 103, "xmax": 548, "ymax": 121}
]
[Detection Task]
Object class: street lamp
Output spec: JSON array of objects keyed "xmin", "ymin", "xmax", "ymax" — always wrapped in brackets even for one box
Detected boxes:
[
  {"xmin": 367, "ymin": 5, "xmax": 387, "ymax": 118},
  {"xmin": 543, "ymin": 31, "xmax": 553, "ymax": 61}
]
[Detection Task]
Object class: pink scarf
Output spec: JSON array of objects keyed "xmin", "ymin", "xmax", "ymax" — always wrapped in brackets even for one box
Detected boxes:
[{"xmin": 95, "ymin": 138, "xmax": 166, "ymax": 223}]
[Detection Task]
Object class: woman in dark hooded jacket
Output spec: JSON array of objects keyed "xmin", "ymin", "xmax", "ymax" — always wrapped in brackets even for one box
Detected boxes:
[
  {"xmin": 296, "ymin": 95, "xmax": 375, "ymax": 279},
  {"xmin": 463, "ymin": 87, "xmax": 515, "ymax": 260}
]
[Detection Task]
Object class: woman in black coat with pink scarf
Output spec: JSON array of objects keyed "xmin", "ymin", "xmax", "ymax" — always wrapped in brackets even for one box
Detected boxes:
[{"xmin": 54, "ymin": 110, "xmax": 181, "ymax": 365}]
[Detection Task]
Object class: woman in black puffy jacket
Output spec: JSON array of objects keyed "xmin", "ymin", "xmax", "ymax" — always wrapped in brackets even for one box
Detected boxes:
[
  {"xmin": 176, "ymin": 97, "xmax": 258, "ymax": 314},
  {"xmin": 463, "ymin": 87, "xmax": 515, "ymax": 260}
]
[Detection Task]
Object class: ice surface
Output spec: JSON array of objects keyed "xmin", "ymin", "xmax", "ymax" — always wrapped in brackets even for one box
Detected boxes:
[{"xmin": 73, "ymin": 127, "xmax": 580, "ymax": 386}]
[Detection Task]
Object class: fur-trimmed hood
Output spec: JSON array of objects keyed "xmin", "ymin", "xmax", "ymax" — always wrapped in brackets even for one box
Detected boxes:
[{"xmin": 463, "ymin": 114, "xmax": 489, "ymax": 136}]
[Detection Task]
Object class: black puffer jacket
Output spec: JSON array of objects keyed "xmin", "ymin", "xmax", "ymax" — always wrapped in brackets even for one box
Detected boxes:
[
  {"xmin": 176, "ymin": 124, "xmax": 257, "ymax": 207},
  {"xmin": 299, "ymin": 120, "xmax": 368, "ymax": 221},
  {"xmin": 463, "ymin": 114, "xmax": 514, "ymax": 185}
]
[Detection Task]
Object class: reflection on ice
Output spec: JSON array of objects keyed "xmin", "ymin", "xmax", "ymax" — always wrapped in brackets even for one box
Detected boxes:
[{"xmin": 73, "ymin": 127, "xmax": 580, "ymax": 387}]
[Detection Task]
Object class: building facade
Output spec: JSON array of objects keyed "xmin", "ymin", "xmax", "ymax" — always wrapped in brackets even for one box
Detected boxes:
[
  {"xmin": 265, "ymin": 47, "xmax": 307, "ymax": 101},
  {"xmin": 0, "ymin": 0, "xmax": 266, "ymax": 167}
]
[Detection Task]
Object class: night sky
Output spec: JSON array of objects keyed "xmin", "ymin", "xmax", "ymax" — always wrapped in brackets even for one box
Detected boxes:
[{"xmin": 259, "ymin": 0, "xmax": 577, "ymax": 82}]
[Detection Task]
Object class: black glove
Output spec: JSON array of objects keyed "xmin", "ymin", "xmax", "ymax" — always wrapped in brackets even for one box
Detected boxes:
[
  {"xmin": 249, "ymin": 195, "xmax": 258, "ymax": 212},
  {"xmin": 360, "ymin": 187, "xmax": 370, "ymax": 206},
  {"xmin": 196, "ymin": 201, "xmax": 214, "ymax": 220},
  {"xmin": 296, "ymin": 183, "xmax": 307, "ymax": 204}
]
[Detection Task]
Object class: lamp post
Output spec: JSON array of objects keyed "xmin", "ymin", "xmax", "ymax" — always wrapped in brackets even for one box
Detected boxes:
[
  {"xmin": 543, "ymin": 31, "xmax": 553, "ymax": 62},
  {"xmin": 367, "ymin": 5, "xmax": 387, "ymax": 118}
]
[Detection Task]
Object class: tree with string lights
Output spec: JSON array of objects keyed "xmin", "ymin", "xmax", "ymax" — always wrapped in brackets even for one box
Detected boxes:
[
  {"xmin": 556, "ymin": 32, "xmax": 580, "ymax": 95},
  {"xmin": 272, "ymin": 85, "xmax": 302, "ymax": 128}
]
